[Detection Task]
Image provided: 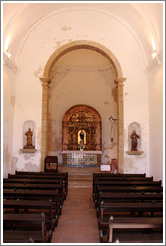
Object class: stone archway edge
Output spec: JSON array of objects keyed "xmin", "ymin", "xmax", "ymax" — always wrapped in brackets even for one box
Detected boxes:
[
  {"xmin": 40, "ymin": 41, "xmax": 126, "ymax": 172},
  {"xmin": 43, "ymin": 41, "xmax": 123, "ymax": 78}
]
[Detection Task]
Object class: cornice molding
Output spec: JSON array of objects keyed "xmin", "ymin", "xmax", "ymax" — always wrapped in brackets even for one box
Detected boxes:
[{"xmin": 39, "ymin": 77, "xmax": 52, "ymax": 88}]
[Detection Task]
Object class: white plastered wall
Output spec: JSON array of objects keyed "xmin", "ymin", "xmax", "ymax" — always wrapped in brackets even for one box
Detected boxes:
[
  {"xmin": 148, "ymin": 62, "xmax": 163, "ymax": 182},
  {"xmin": 3, "ymin": 7, "xmax": 159, "ymax": 176},
  {"xmin": 3, "ymin": 58, "xmax": 16, "ymax": 177}
]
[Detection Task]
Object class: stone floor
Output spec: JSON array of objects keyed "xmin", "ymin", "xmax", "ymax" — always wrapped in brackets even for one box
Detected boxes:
[{"xmin": 51, "ymin": 187, "xmax": 100, "ymax": 243}]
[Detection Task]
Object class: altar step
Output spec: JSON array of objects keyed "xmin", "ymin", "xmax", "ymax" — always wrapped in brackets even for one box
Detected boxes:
[
  {"xmin": 68, "ymin": 174, "xmax": 92, "ymax": 187},
  {"xmin": 58, "ymin": 166, "xmax": 102, "ymax": 188},
  {"xmin": 58, "ymin": 166, "xmax": 102, "ymax": 174}
]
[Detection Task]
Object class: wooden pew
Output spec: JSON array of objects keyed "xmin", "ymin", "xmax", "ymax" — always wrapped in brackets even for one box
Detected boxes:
[
  {"xmin": 96, "ymin": 192, "xmax": 163, "ymax": 217},
  {"xmin": 3, "ymin": 182, "xmax": 63, "ymax": 192},
  {"xmin": 4, "ymin": 177, "xmax": 63, "ymax": 184},
  {"xmin": 3, "ymin": 238, "xmax": 35, "ymax": 243},
  {"xmin": 93, "ymin": 180, "xmax": 161, "ymax": 199},
  {"xmin": 99, "ymin": 201, "xmax": 163, "ymax": 226},
  {"xmin": 5, "ymin": 177, "xmax": 64, "ymax": 188},
  {"xmin": 3, "ymin": 182, "xmax": 65, "ymax": 201},
  {"xmin": 99, "ymin": 202, "xmax": 163, "ymax": 242},
  {"xmin": 94, "ymin": 185, "xmax": 163, "ymax": 205},
  {"xmin": 93, "ymin": 173, "xmax": 151, "ymax": 186},
  {"xmin": 109, "ymin": 217, "xmax": 163, "ymax": 243},
  {"xmin": 4, "ymin": 177, "xmax": 67, "ymax": 199},
  {"xmin": 93, "ymin": 173, "xmax": 146, "ymax": 178},
  {"xmin": 94, "ymin": 176, "xmax": 153, "ymax": 181},
  {"xmin": 3, "ymin": 199, "xmax": 54, "ymax": 242},
  {"xmin": 14, "ymin": 171, "xmax": 68, "ymax": 185},
  {"xmin": 93, "ymin": 176, "xmax": 154, "ymax": 191},
  {"xmin": 93, "ymin": 173, "xmax": 147, "ymax": 196},
  {"xmin": 3, "ymin": 189, "xmax": 62, "ymax": 216},
  {"xmin": 14, "ymin": 171, "xmax": 68, "ymax": 184},
  {"xmin": 3, "ymin": 213, "xmax": 46, "ymax": 243},
  {"xmin": 15, "ymin": 170, "xmax": 68, "ymax": 179},
  {"xmin": 9, "ymin": 172, "xmax": 68, "ymax": 196}
]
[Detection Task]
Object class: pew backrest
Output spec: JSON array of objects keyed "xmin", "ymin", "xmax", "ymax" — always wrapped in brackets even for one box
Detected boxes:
[{"xmin": 109, "ymin": 216, "xmax": 163, "ymax": 243}]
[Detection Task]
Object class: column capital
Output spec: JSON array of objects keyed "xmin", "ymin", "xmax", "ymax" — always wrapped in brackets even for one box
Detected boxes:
[
  {"xmin": 40, "ymin": 77, "xmax": 52, "ymax": 87},
  {"xmin": 114, "ymin": 77, "xmax": 126, "ymax": 85}
]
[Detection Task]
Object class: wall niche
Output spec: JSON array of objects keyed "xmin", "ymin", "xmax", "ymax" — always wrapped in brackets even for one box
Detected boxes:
[
  {"xmin": 126, "ymin": 122, "xmax": 144, "ymax": 155},
  {"xmin": 20, "ymin": 120, "xmax": 37, "ymax": 153}
]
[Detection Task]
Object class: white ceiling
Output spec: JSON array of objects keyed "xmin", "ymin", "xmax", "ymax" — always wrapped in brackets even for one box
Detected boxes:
[{"xmin": 2, "ymin": 1, "xmax": 164, "ymax": 66}]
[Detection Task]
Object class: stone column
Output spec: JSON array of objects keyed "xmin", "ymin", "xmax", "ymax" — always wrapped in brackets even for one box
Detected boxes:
[
  {"xmin": 114, "ymin": 77, "xmax": 126, "ymax": 173},
  {"xmin": 40, "ymin": 77, "xmax": 51, "ymax": 170}
]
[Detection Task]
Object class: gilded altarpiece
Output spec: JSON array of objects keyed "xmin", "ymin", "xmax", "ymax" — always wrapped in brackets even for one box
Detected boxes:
[{"xmin": 62, "ymin": 105, "xmax": 102, "ymax": 166}]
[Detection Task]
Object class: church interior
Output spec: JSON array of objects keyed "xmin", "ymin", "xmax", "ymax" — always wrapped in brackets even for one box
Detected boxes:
[{"xmin": 2, "ymin": 1, "xmax": 164, "ymax": 244}]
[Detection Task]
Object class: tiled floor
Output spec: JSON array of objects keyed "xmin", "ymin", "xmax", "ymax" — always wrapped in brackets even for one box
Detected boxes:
[{"xmin": 51, "ymin": 187, "xmax": 100, "ymax": 243}]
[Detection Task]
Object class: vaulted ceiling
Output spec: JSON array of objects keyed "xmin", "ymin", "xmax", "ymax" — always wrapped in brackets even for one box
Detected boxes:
[{"xmin": 3, "ymin": 2, "xmax": 163, "ymax": 67}]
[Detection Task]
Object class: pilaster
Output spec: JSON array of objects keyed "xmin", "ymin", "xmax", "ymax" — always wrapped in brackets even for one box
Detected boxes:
[
  {"xmin": 114, "ymin": 77, "xmax": 126, "ymax": 173},
  {"xmin": 40, "ymin": 77, "xmax": 51, "ymax": 170}
]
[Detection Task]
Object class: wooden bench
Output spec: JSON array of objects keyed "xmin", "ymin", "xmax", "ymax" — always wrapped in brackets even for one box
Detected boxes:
[
  {"xmin": 93, "ymin": 173, "xmax": 146, "ymax": 178},
  {"xmin": 3, "ymin": 189, "xmax": 62, "ymax": 217},
  {"xmin": 3, "ymin": 199, "xmax": 54, "ymax": 242},
  {"xmin": 94, "ymin": 176, "xmax": 153, "ymax": 181},
  {"xmin": 109, "ymin": 217, "xmax": 163, "ymax": 243},
  {"xmin": 15, "ymin": 170, "xmax": 68, "ymax": 178},
  {"xmin": 94, "ymin": 185, "xmax": 163, "ymax": 204},
  {"xmin": 93, "ymin": 176, "xmax": 153, "ymax": 190},
  {"xmin": 93, "ymin": 180, "xmax": 161, "ymax": 198},
  {"xmin": 96, "ymin": 192, "xmax": 163, "ymax": 217},
  {"xmin": 3, "ymin": 238, "xmax": 35, "ymax": 243},
  {"xmin": 99, "ymin": 202, "xmax": 163, "ymax": 242},
  {"xmin": 4, "ymin": 177, "xmax": 67, "ymax": 199},
  {"xmin": 3, "ymin": 182, "xmax": 65, "ymax": 201},
  {"xmin": 9, "ymin": 172, "xmax": 68, "ymax": 196},
  {"xmin": 3, "ymin": 213, "xmax": 46, "ymax": 243},
  {"xmin": 14, "ymin": 170, "xmax": 68, "ymax": 179},
  {"xmin": 4, "ymin": 177, "xmax": 63, "ymax": 184},
  {"xmin": 99, "ymin": 201, "xmax": 163, "ymax": 225},
  {"xmin": 13, "ymin": 171, "xmax": 68, "ymax": 183}
]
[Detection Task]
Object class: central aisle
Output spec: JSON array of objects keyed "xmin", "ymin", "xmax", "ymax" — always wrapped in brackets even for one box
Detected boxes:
[{"xmin": 51, "ymin": 187, "xmax": 100, "ymax": 243}]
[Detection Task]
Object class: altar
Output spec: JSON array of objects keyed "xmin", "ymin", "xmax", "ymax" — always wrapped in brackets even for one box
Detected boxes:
[
  {"xmin": 62, "ymin": 150, "xmax": 102, "ymax": 167},
  {"xmin": 62, "ymin": 105, "xmax": 102, "ymax": 167}
]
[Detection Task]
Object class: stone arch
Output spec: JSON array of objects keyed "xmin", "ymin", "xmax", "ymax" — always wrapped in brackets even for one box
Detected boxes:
[
  {"xmin": 43, "ymin": 40, "xmax": 123, "ymax": 78},
  {"xmin": 40, "ymin": 40, "xmax": 126, "ymax": 172}
]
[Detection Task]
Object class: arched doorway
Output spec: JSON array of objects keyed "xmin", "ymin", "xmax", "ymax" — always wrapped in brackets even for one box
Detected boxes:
[{"xmin": 40, "ymin": 40, "xmax": 126, "ymax": 172}]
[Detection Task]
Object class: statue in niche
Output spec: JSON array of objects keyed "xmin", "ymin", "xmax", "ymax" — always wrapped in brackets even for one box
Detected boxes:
[
  {"xmin": 78, "ymin": 130, "xmax": 86, "ymax": 150},
  {"xmin": 24, "ymin": 128, "xmax": 35, "ymax": 149},
  {"xmin": 130, "ymin": 130, "xmax": 139, "ymax": 151},
  {"xmin": 80, "ymin": 130, "xmax": 85, "ymax": 143}
]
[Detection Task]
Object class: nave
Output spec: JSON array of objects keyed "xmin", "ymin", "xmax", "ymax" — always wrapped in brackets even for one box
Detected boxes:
[
  {"xmin": 51, "ymin": 187, "xmax": 100, "ymax": 243},
  {"xmin": 3, "ymin": 169, "xmax": 163, "ymax": 244}
]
